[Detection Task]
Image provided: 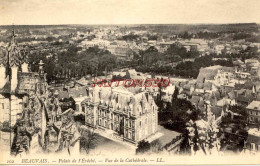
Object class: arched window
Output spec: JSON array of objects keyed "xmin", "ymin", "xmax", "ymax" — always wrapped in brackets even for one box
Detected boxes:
[{"xmin": 82, "ymin": 106, "xmax": 85, "ymax": 113}]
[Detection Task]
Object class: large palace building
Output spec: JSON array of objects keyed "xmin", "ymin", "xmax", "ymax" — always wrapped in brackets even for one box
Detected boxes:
[{"xmin": 81, "ymin": 85, "xmax": 158, "ymax": 144}]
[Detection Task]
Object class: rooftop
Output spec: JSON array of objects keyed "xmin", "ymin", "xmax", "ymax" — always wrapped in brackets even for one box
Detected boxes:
[
  {"xmin": 246, "ymin": 100, "xmax": 260, "ymax": 110},
  {"xmin": 248, "ymin": 128, "xmax": 260, "ymax": 137}
]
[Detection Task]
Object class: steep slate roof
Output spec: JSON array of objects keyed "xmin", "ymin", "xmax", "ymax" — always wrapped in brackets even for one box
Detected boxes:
[
  {"xmin": 256, "ymin": 93, "xmax": 260, "ymax": 101},
  {"xmin": 68, "ymin": 86, "xmax": 88, "ymax": 98},
  {"xmin": 211, "ymin": 106, "xmax": 223, "ymax": 118},
  {"xmin": 235, "ymin": 81, "xmax": 254, "ymax": 90},
  {"xmin": 190, "ymin": 95, "xmax": 200, "ymax": 105},
  {"xmin": 183, "ymin": 84, "xmax": 191, "ymax": 90},
  {"xmin": 198, "ymin": 99, "xmax": 205, "ymax": 108},
  {"xmin": 213, "ymin": 90, "xmax": 221, "ymax": 100},
  {"xmin": 0, "ymin": 81, "xmax": 10, "ymax": 94},
  {"xmin": 58, "ymin": 91, "xmax": 69, "ymax": 99},
  {"xmin": 191, "ymin": 91, "xmax": 203, "ymax": 96},
  {"xmin": 237, "ymin": 94, "xmax": 254, "ymax": 103},
  {"xmin": 246, "ymin": 134, "xmax": 260, "ymax": 145},
  {"xmin": 233, "ymin": 59, "xmax": 244, "ymax": 66},
  {"xmin": 101, "ymin": 86, "xmax": 156, "ymax": 116},
  {"xmin": 246, "ymin": 101, "xmax": 260, "ymax": 110},
  {"xmin": 228, "ymin": 91, "xmax": 236, "ymax": 100},
  {"xmin": 203, "ymin": 82, "xmax": 213, "ymax": 91},
  {"xmin": 196, "ymin": 83, "xmax": 204, "ymax": 89}
]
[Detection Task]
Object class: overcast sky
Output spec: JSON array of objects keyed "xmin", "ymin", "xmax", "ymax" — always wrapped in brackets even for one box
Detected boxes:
[{"xmin": 0, "ymin": 0, "xmax": 259, "ymax": 25}]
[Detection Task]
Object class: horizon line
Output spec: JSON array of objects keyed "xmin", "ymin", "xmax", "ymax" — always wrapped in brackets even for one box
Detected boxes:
[{"xmin": 0, "ymin": 22, "xmax": 259, "ymax": 26}]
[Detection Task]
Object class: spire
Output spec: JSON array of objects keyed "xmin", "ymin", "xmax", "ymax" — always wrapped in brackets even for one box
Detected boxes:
[
  {"xmin": 39, "ymin": 60, "xmax": 44, "ymax": 76},
  {"xmin": 10, "ymin": 25, "xmax": 16, "ymax": 44}
]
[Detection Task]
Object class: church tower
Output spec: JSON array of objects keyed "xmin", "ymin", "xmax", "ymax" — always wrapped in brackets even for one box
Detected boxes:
[
  {"xmin": 5, "ymin": 27, "xmax": 30, "ymax": 93},
  {"xmin": 8, "ymin": 28, "xmax": 20, "ymax": 93}
]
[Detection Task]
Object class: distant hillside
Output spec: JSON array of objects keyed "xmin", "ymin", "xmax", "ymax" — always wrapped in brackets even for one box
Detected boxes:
[
  {"xmin": 123, "ymin": 23, "xmax": 259, "ymax": 34},
  {"xmin": 0, "ymin": 23, "xmax": 258, "ymax": 33},
  {"xmin": 0, "ymin": 23, "xmax": 258, "ymax": 39}
]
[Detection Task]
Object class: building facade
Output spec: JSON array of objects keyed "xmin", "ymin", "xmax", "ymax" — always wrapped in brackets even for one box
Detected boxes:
[
  {"xmin": 246, "ymin": 101, "xmax": 260, "ymax": 125},
  {"xmin": 244, "ymin": 128, "xmax": 260, "ymax": 154},
  {"xmin": 81, "ymin": 86, "xmax": 158, "ymax": 144}
]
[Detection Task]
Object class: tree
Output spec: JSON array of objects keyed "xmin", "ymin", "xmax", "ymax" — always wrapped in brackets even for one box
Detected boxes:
[
  {"xmin": 59, "ymin": 97, "xmax": 76, "ymax": 112},
  {"xmin": 0, "ymin": 121, "xmax": 11, "ymax": 132},
  {"xmin": 192, "ymin": 123, "xmax": 199, "ymax": 152},
  {"xmin": 189, "ymin": 109, "xmax": 202, "ymax": 121},
  {"xmin": 156, "ymin": 83, "xmax": 163, "ymax": 111},
  {"xmin": 172, "ymin": 87, "xmax": 179, "ymax": 104},
  {"xmin": 150, "ymin": 140, "xmax": 163, "ymax": 153},
  {"xmin": 79, "ymin": 128, "xmax": 98, "ymax": 154},
  {"xmin": 99, "ymin": 54, "xmax": 117, "ymax": 75},
  {"xmin": 179, "ymin": 129, "xmax": 191, "ymax": 154},
  {"xmin": 89, "ymin": 57, "xmax": 99, "ymax": 76},
  {"xmin": 136, "ymin": 140, "xmax": 151, "ymax": 154}
]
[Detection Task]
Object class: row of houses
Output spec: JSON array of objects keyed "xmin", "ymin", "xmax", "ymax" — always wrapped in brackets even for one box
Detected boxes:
[{"xmin": 169, "ymin": 63, "xmax": 260, "ymax": 154}]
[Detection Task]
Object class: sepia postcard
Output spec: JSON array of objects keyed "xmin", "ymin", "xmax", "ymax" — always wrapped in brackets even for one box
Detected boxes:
[{"xmin": 0, "ymin": 0, "xmax": 260, "ymax": 165}]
